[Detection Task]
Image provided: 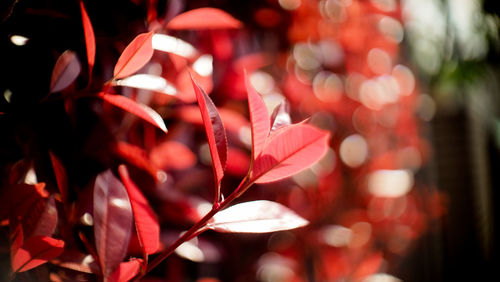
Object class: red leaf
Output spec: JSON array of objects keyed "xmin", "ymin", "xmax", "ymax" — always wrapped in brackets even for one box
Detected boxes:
[
  {"xmin": 112, "ymin": 141, "xmax": 159, "ymax": 179},
  {"xmin": 93, "ymin": 170, "xmax": 133, "ymax": 278},
  {"xmin": 208, "ymin": 200, "xmax": 308, "ymax": 233},
  {"xmin": 250, "ymin": 123, "xmax": 330, "ymax": 183},
  {"xmin": 150, "ymin": 141, "xmax": 196, "ymax": 170},
  {"xmin": 50, "ymin": 50, "xmax": 81, "ymax": 93},
  {"xmin": 226, "ymin": 147, "xmax": 251, "ymax": 176},
  {"xmin": 11, "ymin": 236, "xmax": 65, "ymax": 273},
  {"xmin": 29, "ymin": 196, "xmax": 58, "ymax": 237},
  {"xmin": 270, "ymin": 100, "xmax": 291, "ymax": 133},
  {"xmin": 113, "ymin": 31, "xmax": 154, "ymax": 79},
  {"xmin": 79, "ymin": 0, "xmax": 95, "ymax": 79},
  {"xmin": 49, "ymin": 151, "xmax": 68, "ymax": 203},
  {"xmin": 10, "ymin": 225, "xmax": 23, "ymax": 261},
  {"xmin": 118, "ymin": 165, "xmax": 160, "ymax": 256},
  {"xmin": 191, "ymin": 75, "xmax": 227, "ymax": 201},
  {"xmin": 167, "ymin": 8, "xmax": 242, "ymax": 30},
  {"xmin": 108, "ymin": 258, "xmax": 143, "ymax": 282},
  {"xmin": 98, "ymin": 92, "xmax": 167, "ymax": 132},
  {"xmin": 245, "ymin": 71, "xmax": 270, "ymax": 161}
]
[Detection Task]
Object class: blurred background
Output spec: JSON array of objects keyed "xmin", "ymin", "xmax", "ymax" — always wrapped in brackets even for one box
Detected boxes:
[{"xmin": 1, "ymin": 0, "xmax": 500, "ymax": 281}]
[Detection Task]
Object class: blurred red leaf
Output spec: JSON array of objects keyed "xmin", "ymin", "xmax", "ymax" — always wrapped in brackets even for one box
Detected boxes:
[
  {"xmin": 113, "ymin": 31, "xmax": 154, "ymax": 79},
  {"xmin": 118, "ymin": 165, "xmax": 160, "ymax": 256},
  {"xmin": 113, "ymin": 141, "xmax": 159, "ymax": 179},
  {"xmin": 208, "ymin": 200, "xmax": 308, "ymax": 233},
  {"xmin": 11, "ymin": 236, "xmax": 65, "ymax": 273},
  {"xmin": 79, "ymin": 0, "xmax": 95, "ymax": 79},
  {"xmin": 150, "ymin": 140, "xmax": 196, "ymax": 170},
  {"xmin": 191, "ymin": 75, "xmax": 227, "ymax": 202},
  {"xmin": 167, "ymin": 8, "xmax": 242, "ymax": 30},
  {"xmin": 351, "ymin": 252, "xmax": 383, "ymax": 281},
  {"xmin": 108, "ymin": 258, "xmax": 143, "ymax": 282},
  {"xmin": 250, "ymin": 123, "xmax": 330, "ymax": 183},
  {"xmin": 98, "ymin": 92, "xmax": 167, "ymax": 132},
  {"xmin": 49, "ymin": 151, "xmax": 68, "ymax": 203},
  {"xmin": 49, "ymin": 50, "xmax": 81, "ymax": 93},
  {"xmin": 245, "ymin": 71, "xmax": 270, "ymax": 161},
  {"xmin": 226, "ymin": 147, "xmax": 250, "ymax": 176},
  {"xmin": 93, "ymin": 170, "xmax": 133, "ymax": 278}
]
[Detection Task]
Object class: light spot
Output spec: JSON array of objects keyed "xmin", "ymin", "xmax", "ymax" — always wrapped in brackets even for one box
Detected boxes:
[
  {"xmin": 193, "ymin": 54, "xmax": 213, "ymax": 77},
  {"xmin": 10, "ymin": 35, "xmax": 29, "ymax": 46},
  {"xmin": 279, "ymin": 0, "xmax": 301, "ymax": 11},
  {"xmin": 110, "ymin": 198, "xmax": 129, "ymax": 209},
  {"xmin": 367, "ymin": 48, "xmax": 392, "ymax": 75},
  {"xmin": 340, "ymin": 134, "xmax": 368, "ymax": 168},
  {"xmin": 250, "ymin": 71, "xmax": 275, "ymax": 95},
  {"xmin": 378, "ymin": 17, "xmax": 404, "ymax": 43},
  {"xmin": 152, "ymin": 34, "xmax": 197, "ymax": 58},
  {"xmin": 80, "ymin": 212, "xmax": 94, "ymax": 226},
  {"xmin": 322, "ymin": 225, "xmax": 352, "ymax": 247},
  {"xmin": 313, "ymin": 71, "xmax": 343, "ymax": 103},
  {"xmin": 3, "ymin": 89, "xmax": 12, "ymax": 103},
  {"xmin": 368, "ymin": 170, "xmax": 414, "ymax": 197}
]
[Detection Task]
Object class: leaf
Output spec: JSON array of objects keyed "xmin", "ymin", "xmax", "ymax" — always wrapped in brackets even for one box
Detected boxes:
[
  {"xmin": 93, "ymin": 170, "xmax": 133, "ymax": 278},
  {"xmin": 167, "ymin": 8, "xmax": 242, "ymax": 30},
  {"xmin": 79, "ymin": 0, "xmax": 95, "ymax": 79},
  {"xmin": 250, "ymin": 123, "xmax": 330, "ymax": 183},
  {"xmin": 152, "ymin": 34, "xmax": 197, "ymax": 59},
  {"xmin": 49, "ymin": 151, "xmax": 68, "ymax": 203},
  {"xmin": 270, "ymin": 100, "xmax": 291, "ymax": 133},
  {"xmin": 191, "ymin": 75, "xmax": 227, "ymax": 200},
  {"xmin": 108, "ymin": 258, "xmax": 143, "ymax": 282},
  {"xmin": 208, "ymin": 200, "xmax": 309, "ymax": 233},
  {"xmin": 245, "ymin": 71, "xmax": 270, "ymax": 161},
  {"xmin": 150, "ymin": 141, "xmax": 196, "ymax": 170},
  {"xmin": 113, "ymin": 74, "xmax": 177, "ymax": 96},
  {"xmin": 29, "ymin": 196, "xmax": 58, "ymax": 237},
  {"xmin": 50, "ymin": 50, "xmax": 81, "ymax": 93},
  {"xmin": 118, "ymin": 165, "xmax": 160, "ymax": 256},
  {"xmin": 98, "ymin": 92, "xmax": 167, "ymax": 132},
  {"xmin": 113, "ymin": 31, "xmax": 154, "ymax": 79},
  {"xmin": 11, "ymin": 236, "xmax": 65, "ymax": 273},
  {"xmin": 112, "ymin": 141, "xmax": 159, "ymax": 179}
]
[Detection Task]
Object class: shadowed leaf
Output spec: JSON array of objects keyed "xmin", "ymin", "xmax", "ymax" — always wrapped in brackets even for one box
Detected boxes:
[
  {"xmin": 50, "ymin": 50, "xmax": 81, "ymax": 93},
  {"xmin": 93, "ymin": 170, "xmax": 133, "ymax": 278}
]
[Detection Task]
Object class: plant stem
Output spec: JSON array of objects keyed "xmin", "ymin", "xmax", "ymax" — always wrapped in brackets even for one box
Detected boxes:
[{"xmin": 135, "ymin": 176, "xmax": 250, "ymax": 280}]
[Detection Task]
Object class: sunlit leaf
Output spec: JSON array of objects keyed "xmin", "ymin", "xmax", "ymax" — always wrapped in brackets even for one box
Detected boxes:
[
  {"xmin": 50, "ymin": 50, "xmax": 81, "ymax": 93},
  {"xmin": 208, "ymin": 200, "xmax": 309, "ymax": 233},
  {"xmin": 113, "ymin": 31, "xmax": 154, "ymax": 79},
  {"xmin": 108, "ymin": 258, "xmax": 143, "ymax": 282},
  {"xmin": 167, "ymin": 8, "xmax": 242, "ymax": 30},
  {"xmin": 49, "ymin": 151, "xmax": 68, "ymax": 203},
  {"xmin": 114, "ymin": 74, "xmax": 177, "ymax": 96},
  {"xmin": 245, "ymin": 71, "xmax": 270, "ymax": 161},
  {"xmin": 191, "ymin": 75, "xmax": 227, "ymax": 199},
  {"xmin": 152, "ymin": 34, "xmax": 197, "ymax": 59},
  {"xmin": 79, "ymin": 0, "xmax": 95, "ymax": 79},
  {"xmin": 250, "ymin": 123, "xmax": 330, "ymax": 183},
  {"xmin": 270, "ymin": 100, "xmax": 291, "ymax": 133},
  {"xmin": 93, "ymin": 170, "xmax": 133, "ymax": 278},
  {"xmin": 118, "ymin": 165, "xmax": 160, "ymax": 256},
  {"xmin": 98, "ymin": 92, "xmax": 167, "ymax": 133},
  {"xmin": 12, "ymin": 236, "xmax": 65, "ymax": 273}
]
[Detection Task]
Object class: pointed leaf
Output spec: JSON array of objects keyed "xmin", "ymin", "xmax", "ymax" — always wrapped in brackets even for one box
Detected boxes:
[
  {"xmin": 99, "ymin": 92, "xmax": 167, "ymax": 132},
  {"xmin": 270, "ymin": 100, "xmax": 291, "ymax": 133},
  {"xmin": 245, "ymin": 71, "xmax": 270, "ymax": 160},
  {"xmin": 250, "ymin": 123, "xmax": 330, "ymax": 183},
  {"xmin": 167, "ymin": 8, "xmax": 242, "ymax": 30},
  {"xmin": 118, "ymin": 165, "xmax": 159, "ymax": 256},
  {"xmin": 49, "ymin": 151, "xmax": 68, "ymax": 203},
  {"xmin": 50, "ymin": 50, "xmax": 81, "ymax": 93},
  {"xmin": 113, "ymin": 31, "xmax": 154, "ymax": 79},
  {"xmin": 79, "ymin": 0, "xmax": 95, "ymax": 79},
  {"xmin": 93, "ymin": 170, "xmax": 133, "ymax": 278},
  {"xmin": 12, "ymin": 236, "xmax": 65, "ymax": 273},
  {"xmin": 208, "ymin": 200, "xmax": 308, "ymax": 233},
  {"xmin": 191, "ymin": 75, "xmax": 227, "ymax": 198},
  {"xmin": 108, "ymin": 258, "xmax": 143, "ymax": 282}
]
